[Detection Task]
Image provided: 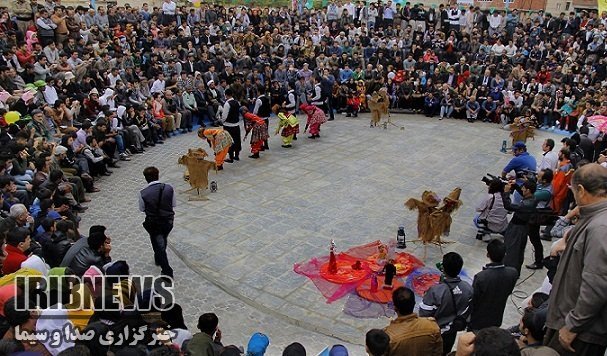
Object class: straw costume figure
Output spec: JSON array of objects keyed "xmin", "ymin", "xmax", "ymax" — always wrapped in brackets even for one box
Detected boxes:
[
  {"xmin": 509, "ymin": 117, "xmax": 535, "ymax": 146},
  {"xmin": 368, "ymin": 89, "xmax": 389, "ymax": 127},
  {"xmin": 178, "ymin": 148, "xmax": 216, "ymax": 196}
]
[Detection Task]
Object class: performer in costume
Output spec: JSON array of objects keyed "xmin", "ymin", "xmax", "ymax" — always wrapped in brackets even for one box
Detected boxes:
[
  {"xmin": 368, "ymin": 90, "xmax": 389, "ymax": 127},
  {"xmin": 220, "ymin": 88, "xmax": 242, "ymax": 162},
  {"xmin": 241, "ymin": 107, "xmax": 270, "ymax": 159},
  {"xmin": 309, "ymin": 76, "xmax": 326, "ymax": 113},
  {"xmin": 253, "ymin": 91, "xmax": 272, "ymax": 150},
  {"xmin": 198, "ymin": 128, "xmax": 234, "ymax": 170},
  {"xmin": 300, "ymin": 103, "xmax": 327, "ymax": 139},
  {"xmin": 284, "ymin": 82, "xmax": 298, "ymax": 140},
  {"xmin": 275, "ymin": 107, "xmax": 300, "ymax": 148}
]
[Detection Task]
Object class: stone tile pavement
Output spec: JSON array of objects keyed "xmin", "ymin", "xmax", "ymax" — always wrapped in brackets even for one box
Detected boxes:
[{"xmin": 81, "ymin": 113, "xmax": 565, "ymax": 353}]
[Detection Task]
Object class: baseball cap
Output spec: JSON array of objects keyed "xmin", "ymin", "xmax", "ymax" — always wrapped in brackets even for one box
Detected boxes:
[
  {"xmin": 246, "ymin": 332, "xmax": 269, "ymax": 356},
  {"xmin": 512, "ymin": 141, "xmax": 526, "ymax": 150}
]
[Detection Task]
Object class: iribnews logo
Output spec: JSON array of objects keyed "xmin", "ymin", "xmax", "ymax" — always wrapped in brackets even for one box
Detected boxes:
[
  {"xmin": 14, "ymin": 275, "xmax": 174, "ymax": 313},
  {"xmin": 15, "ymin": 324, "xmax": 176, "ymax": 347}
]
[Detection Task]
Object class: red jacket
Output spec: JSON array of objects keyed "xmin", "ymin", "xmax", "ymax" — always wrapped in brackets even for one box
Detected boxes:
[{"xmin": 2, "ymin": 245, "xmax": 28, "ymax": 275}]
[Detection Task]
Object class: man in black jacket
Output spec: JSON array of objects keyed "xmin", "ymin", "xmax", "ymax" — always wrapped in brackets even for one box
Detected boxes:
[
  {"xmin": 139, "ymin": 166, "xmax": 175, "ymax": 278},
  {"xmin": 469, "ymin": 240, "xmax": 518, "ymax": 331},
  {"xmin": 65, "ymin": 226, "xmax": 112, "ymax": 276}
]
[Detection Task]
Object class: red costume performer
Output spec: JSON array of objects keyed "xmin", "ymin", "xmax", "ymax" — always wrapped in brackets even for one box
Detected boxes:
[
  {"xmin": 300, "ymin": 104, "xmax": 328, "ymax": 139},
  {"xmin": 242, "ymin": 110, "xmax": 269, "ymax": 159}
]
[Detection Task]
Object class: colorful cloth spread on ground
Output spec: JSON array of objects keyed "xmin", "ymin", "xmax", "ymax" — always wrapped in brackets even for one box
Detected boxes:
[{"xmin": 294, "ymin": 240, "xmax": 423, "ymax": 305}]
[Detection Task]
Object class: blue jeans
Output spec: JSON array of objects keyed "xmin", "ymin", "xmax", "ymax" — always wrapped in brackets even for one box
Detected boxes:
[{"xmin": 115, "ymin": 133, "xmax": 125, "ymax": 154}]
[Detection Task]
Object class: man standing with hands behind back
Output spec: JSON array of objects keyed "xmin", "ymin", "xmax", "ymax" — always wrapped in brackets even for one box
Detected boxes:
[{"xmin": 139, "ymin": 166, "xmax": 175, "ymax": 278}]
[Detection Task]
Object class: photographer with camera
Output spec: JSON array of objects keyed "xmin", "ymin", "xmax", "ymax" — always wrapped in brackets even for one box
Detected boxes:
[
  {"xmin": 502, "ymin": 179, "xmax": 538, "ymax": 276},
  {"xmin": 525, "ymin": 168, "xmax": 555, "ymax": 270},
  {"xmin": 475, "ymin": 178, "xmax": 509, "ymax": 240}
]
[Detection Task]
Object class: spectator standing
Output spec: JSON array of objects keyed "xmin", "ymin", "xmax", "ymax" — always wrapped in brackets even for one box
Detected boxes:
[
  {"xmin": 383, "ymin": 287, "xmax": 442, "ymax": 356},
  {"xmin": 544, "ymin": 164, "xmax": 607, "ymax": 356},
  {"xmin": 537, "ymin": 139, "xmax": 559, "ymax": 172},
  {"xmin": 139, "ymin": 166, "xmax": 175, "ymax": 278},
  {"xmin": 469, "ymin": 240, "xmax": 518, "ymax": 330},
  {"xmin": 419, "ymin": 252, "xmax": 473, "ymax": 355}
]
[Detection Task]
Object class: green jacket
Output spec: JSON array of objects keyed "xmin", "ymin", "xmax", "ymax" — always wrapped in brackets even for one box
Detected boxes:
[{"xmin": 186, "ymin": 332, "xmax": 222, "ymax": 356}]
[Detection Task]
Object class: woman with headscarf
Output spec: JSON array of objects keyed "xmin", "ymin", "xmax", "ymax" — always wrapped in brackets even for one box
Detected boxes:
[
  {"xmin": 116, "ymin": 105, "xmax": 146, "ymax": 153},
  {"xmin": 36, "ymin": 305, "xmax": 76, "ymax": 355},
  {"xmin": 241, "ymin": 107, "xmax": 269, "ymax": 159},
  {"xmin": 198, "ymin": 127, "xmax": 233, "ymax": 171},
  {"xmin": 299, "ymin": 103, "xmax": 327, "ymax": 139}
]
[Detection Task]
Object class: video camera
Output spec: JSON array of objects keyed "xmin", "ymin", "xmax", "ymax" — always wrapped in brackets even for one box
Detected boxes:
[
  {"xmin": 481, "ymin": 173, "xmax": 508, "ymax": 187},
  {"xmin": 516, "ymin": 169, "xmax": 537, "ymax": 182}
]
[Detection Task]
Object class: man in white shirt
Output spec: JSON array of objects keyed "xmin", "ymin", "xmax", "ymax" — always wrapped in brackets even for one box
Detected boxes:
[
  {"xmin": 161, "ymin": 0, "xmax": 176, "ymax": 26},
  {"xmin": 150, "ymin": 73, "xmax": 166, "ymax": 94},
  {"xmin": 537, "ymin": 138, "xmax": 559, "ymax": 172}
]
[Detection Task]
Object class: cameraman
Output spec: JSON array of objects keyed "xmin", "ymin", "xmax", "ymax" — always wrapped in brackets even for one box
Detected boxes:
[
  {"xmin": 502, "ymin": 179, "xmax": 538, "ymax": 276},
  {"xmin": 502, "ymin": 142, "xmax": 537, "ymax": 204},
  {"xmin": 474, "ymin": 178, "xmax": 509, "ymax": 240},
  {"xmin": 525, "ymin": 169, "xmax": 554, "ymax": 270}
]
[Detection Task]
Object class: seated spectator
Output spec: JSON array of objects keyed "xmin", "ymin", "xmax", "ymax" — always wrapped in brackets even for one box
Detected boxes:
[
  {"xmin": 283, "ymin": 342, "xmax": 307, "ymax": 356},
  {"xmin": 247, "ymin": 332, "xmax": 270, "ymax": 356},
  {"xmin": 451, "ymin": 327, "xmax": 521, "ymax": 356},
  {"xmin": 2, "ymin": 296, "xmax": 50, "ymax": 354},
  {"xmin": 365, "ymin": 329, "xmax": 390, "ymax": 356},
  {"xmin": 63, "ymin": 226, "xmax": 111, "ymax": 276},
  {"xmin": 187, "ymin": 313, "xmax": 224, "ymax": 355},
  {"xmin": 2, "ymin": 227, "xmax": 31, "ymax": 275}
]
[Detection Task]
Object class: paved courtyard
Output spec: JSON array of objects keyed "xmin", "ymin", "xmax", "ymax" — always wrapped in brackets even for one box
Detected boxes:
[{"xmin": 82, "ymin": 113, "xmax": 564, "ymax": 353}]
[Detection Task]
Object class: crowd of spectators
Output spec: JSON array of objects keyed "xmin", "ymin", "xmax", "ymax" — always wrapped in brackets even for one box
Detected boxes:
[{"xmin": 0, "ymin": 0, "xmax": 606, "ymax": 355}]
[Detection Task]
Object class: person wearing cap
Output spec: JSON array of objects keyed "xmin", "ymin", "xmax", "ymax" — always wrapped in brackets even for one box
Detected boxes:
[
  {"xmin": 246, "ymin": 332, "xmax": 269, "ymax": 356},
  {"xmin": 502, "ymin": 142, "xmax": 537, "ymax": 184},
  {"xmin": 26, "ymin": 109, "xmax": 53, "ymax": 141}
]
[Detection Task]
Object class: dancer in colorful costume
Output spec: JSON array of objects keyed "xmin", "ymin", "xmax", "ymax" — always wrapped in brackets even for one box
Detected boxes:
[
  {"xmin": 275, "ymin": 107, "xmax": 299, "ymax": 148},
  {"xmin": 198, "ymin": 127, "xmax": 234, "ymax": 170},
  {"xmin": 300, "ymin": 104, "xmax": 327, "ymax": 139},
  {"xmin": 241, "ymin": 107, "xmax": 270, "ymax": 159}
]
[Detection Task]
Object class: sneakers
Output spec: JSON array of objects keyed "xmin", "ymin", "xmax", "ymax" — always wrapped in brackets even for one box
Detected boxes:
[{"xmin": 119, "ymin": 153, "xmax": 131, "ymax": 161}]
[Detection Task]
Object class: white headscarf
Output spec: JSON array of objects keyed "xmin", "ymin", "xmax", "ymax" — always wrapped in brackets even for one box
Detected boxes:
[{"xmin": 36, "ymin": 304, "xmax": 76, "ymax": 355}]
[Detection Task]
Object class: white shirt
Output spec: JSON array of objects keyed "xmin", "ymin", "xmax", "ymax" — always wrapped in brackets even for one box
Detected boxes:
[
  {"xmin": 162, "ymin": 1, "xmax": 176, "ymax": 15},
  {"xmin": 538, "ymin": 151, "xmax": 559, "ymax": 172},
  {"xmin": 150, "ymin": 79, "xmax": 166, "ymax": 94},
  {"xmin": 43, "ymin": 85, "xmax": 58, "ymax": 105}
]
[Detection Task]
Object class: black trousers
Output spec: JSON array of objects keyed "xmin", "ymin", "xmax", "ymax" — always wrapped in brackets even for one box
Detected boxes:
[
  {"xmin": 143, "ymin": 219, "xmax": 174, "ymax": 278},
  {"xmin": 528, "ymin": 223, "xmax": 543, "ymax": 265},
  {"xmin": 442, "ymin": 331, "xmax": 457, "ymax": 355},
  {"xmin": 503, "ymin": 223, "xmax": 528, "ymax": 276},
  {"xmin": 545, "ymin": 328, "xmax": 607, "ymax": 356},
  {"xmin": 223, "ymin": 125, "xmax": 241, "ymax": 159}
]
